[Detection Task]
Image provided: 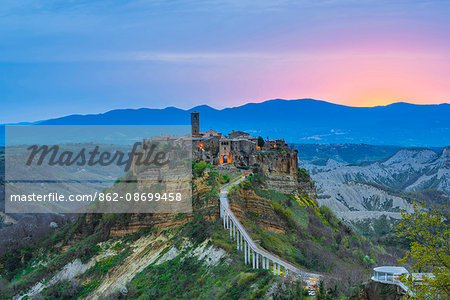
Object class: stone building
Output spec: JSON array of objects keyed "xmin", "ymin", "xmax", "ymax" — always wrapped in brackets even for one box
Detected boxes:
[
  {"xmin": 262, "ymin": 139, "xmax": 289, "ymax": 151},
  {"xmin": 200, "ymin": 129, "xmax": 222, "ymax": 137},
  {"xmin": 218, "ymin": 137, "xmax": 258, "ymax": 166},
  {"xmin": 191, "ymin": 112, "xmax": 258, "ymax": 166},
  {"xmin": 229, "ymin": 130, "xmax": 249, "ymax": 139},
  {"xmin": 219, "ymin": 139, "xmax": 232, "ymax": 164}
]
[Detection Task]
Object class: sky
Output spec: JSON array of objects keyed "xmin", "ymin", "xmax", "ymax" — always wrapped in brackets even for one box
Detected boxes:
[{"xmin": 1, "ymin": 0, "xmax": 449, "ymax": 123}]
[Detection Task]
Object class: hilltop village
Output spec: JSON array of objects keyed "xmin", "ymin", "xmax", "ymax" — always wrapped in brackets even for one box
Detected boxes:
[
  {"xmin": 191, "ymin": 112, "xmax": 287, "ymax": 165},
  {"xmin": 131, "ymin": 111, "xmax": 312, "ymax": 201},
  {"xmin": 189, "ymin": 112, "xmax": 311, "ymax": 197},
  {"xmin": 130, "ymin": 112, "xmax": 309, "ymax": 197}
]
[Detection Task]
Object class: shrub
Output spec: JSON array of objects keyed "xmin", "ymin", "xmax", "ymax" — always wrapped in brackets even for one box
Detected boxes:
[
  {"xmin": 220, "ymin": 173, "xmax": 231, "ymax": 184},
  {"xmin": 193, "ymin": 160, "xmax": 211, "ymax": 177},
  {"xmin": 41, "ymin": 280, "xmax": 81, "ymax": 299}
]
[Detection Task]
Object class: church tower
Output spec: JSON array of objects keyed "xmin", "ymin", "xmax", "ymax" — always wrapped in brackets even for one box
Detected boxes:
[{"xmin": 191, "ymin": 112, "xmax": 200, "ymax": 137}]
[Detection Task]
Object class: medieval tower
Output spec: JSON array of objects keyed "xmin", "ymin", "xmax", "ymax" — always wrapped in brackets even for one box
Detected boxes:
[{"xmin": 191, "ymin": 111, "xmax": 200, "ymax": 137}]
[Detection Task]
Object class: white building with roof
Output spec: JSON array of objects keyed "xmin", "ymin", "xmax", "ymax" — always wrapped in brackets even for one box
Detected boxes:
[
  {"xmin": 372, "ymin": 266, "xmax": 414, "ymax": 296},
  {"xmin": 372, "ymin": 266, "xmax": 409, "ymax": 283}
]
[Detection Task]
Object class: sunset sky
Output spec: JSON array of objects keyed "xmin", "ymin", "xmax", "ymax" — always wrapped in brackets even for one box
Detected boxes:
[{"xmin": 1, "ymin": 0, "xmax": 449, "ymax": 123}]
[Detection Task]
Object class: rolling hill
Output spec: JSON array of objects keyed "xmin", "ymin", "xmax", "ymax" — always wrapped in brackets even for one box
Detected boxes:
[{"xmin": 301, "ymin": 147, "xmax": 450, "ymax": 223}]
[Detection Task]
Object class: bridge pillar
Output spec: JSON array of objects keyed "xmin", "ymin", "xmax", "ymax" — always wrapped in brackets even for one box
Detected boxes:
[
  {"xmin": 244, "ymin": 242, "xmax": 247, "ymax": 264},
  {"xmin": 231, "ymin": 221, "xmax": 234, "ymax": 239},
  {"xmin": 248, "ymin": 243, "xmax": 251, "ymax": 265},
  {"xmin": 222, "ymin": 209, "xmax": 226, "ymax": 228},
  {"xmin": 226, "ymin": 214, "xmax": 229, "ymax": 229},
  {"xmin": 252, "ymin": 249, "xmax": 255, "ymax": 268},
  {"xmin": 240, "ymin": 233, "xmax": 243, "ymax": 251},
  {"xmin": 236, "ymin": 231, "xmax": 240, "ymax": 250},
  {"xmin": 277, "ymin": 264, "xmax": 280, "ymax": 275},
  {"xmin": 229, "ymin": 219, "xmax": 232, "ymax": 238},
  {"xmin": 256, "ymin": 253, "xmax": 259, "ymax": 268},
  {"xmin": 273, "ymin": 262, "xmax": 276, "ymax": 275},
  {"xmin": 233, "ymin": 222, "xmax": 236, "ymax": 240}
]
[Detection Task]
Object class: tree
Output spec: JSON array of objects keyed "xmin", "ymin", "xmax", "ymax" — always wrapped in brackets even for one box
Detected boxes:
[
  {"xmin": 396, "ymin": 202, "xmax": 449, "ymax": 299},
  {"xmin": 257, "ymin": 136, "xmax": 264, "ymax": 148},
  {"xmin": 220, "ymin": 173, "xmax": 231, "ymax": 184}
]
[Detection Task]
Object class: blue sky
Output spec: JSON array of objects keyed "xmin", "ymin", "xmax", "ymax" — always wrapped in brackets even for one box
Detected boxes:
[{"xmin": 1, "ymin": 0, "xmax": 449, "ymax": 123}]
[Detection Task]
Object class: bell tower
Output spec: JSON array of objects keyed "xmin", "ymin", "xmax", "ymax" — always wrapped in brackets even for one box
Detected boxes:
[{"xmin": 191, "ymin": 111, "xmax": 200, "ymax": 137}]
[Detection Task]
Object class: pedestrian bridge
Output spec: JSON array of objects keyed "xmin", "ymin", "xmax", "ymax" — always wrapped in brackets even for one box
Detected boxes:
[{"xmin": 219, "ymin": 174, "xmax": 322, "ymax": 280}]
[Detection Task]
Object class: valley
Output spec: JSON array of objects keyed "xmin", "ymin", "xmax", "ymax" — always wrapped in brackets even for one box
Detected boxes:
[{"xmin": 297, "ymin": 144, "xmax": 449, "ymax": 237}]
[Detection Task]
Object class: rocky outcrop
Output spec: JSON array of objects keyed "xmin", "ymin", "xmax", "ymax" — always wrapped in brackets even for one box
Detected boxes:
[
  {"xmin": 191, "ymin": 170, "xmax": 220, "ymax": 219},
  {"xmin": 298, "ymin": 171, "xmax": 317, "ymax": 202},
  {"xmin": 137, "ymin": 166, "xmax": 192, "ymax": 214},
  {"xmin": 258, "ymin": 151, "xmax": 299, "ymax": 195},
  {"xmin": 229, "ymin": 188, "xmax": 285, "ymax": 234},
  {"xmin": 86, "ymin": 169, "xmax": 218, "ymax": 237},
  {"xmin": 109, "ymin": 214, "xmax": 189, "ymax": 237}
]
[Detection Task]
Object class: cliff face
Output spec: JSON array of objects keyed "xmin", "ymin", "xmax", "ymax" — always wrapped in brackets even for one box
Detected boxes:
[
  {"xmin": 87, "ymin": 169, "xmax": 218, "ymax": 237},
  {"xmin": 258, "ymin": 151, "xmax": 299, "ymax": 195},
  {"xmin": 191, "ymin": 170, "xmax": 220, "ymax": 218},
  {"xmin": 84, "ymin": 210, "xmax": 189, "ymax": 237},
  {"xmin": 137, "ymin": 166, "xmax": 192, "ymax": 214},
  {"xmin": 229, "ymin": 188, "xmax": 285, "ymax": 234},
  {"xmin": 108, "ymin": 214, "xmax": 189, "ymax": 237},
  {"xmin": 297, "ymin": 170, "xmax": 317, "ymax": 202}
]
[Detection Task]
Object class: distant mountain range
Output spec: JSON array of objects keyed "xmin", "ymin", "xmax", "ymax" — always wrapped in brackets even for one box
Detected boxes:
[{"xmin": 3, "ymin": 99, "xmax": 450, "ymax": 146}]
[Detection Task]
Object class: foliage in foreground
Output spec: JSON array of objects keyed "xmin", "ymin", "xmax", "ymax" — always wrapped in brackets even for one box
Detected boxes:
[{"xmin": 396, "ymin": 201, "xmax": 449, "ymax": 299}]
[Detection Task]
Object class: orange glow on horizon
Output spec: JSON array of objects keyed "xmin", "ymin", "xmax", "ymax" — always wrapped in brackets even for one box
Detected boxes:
[{"xmin": 219, "ymin": 42, "xmax": 449, "ymax": 108}]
